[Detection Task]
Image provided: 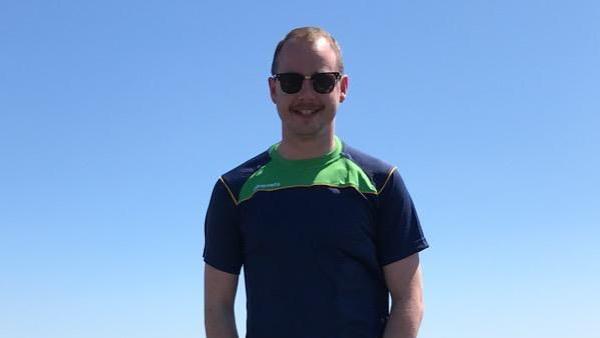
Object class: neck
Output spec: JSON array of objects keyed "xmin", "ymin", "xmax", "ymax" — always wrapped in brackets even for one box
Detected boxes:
[{"xmin": 277, "ymin": 133, "xmax": 336, "ymax": 160}]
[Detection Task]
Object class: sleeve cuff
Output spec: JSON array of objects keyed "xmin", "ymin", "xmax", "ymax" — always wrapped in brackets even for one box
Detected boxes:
[
  {"xmin": 379, "ymin": 238, "xmax": 429, "ymax": 267},
  {"xmin": 203, "ymin": 255, "xmax": 242, "ymax": 275}
]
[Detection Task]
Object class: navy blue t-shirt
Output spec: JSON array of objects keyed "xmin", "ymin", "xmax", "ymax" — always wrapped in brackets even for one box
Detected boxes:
[{"xmin": 203, "ymin": 137, "xmax": 428, "ymax": 338}]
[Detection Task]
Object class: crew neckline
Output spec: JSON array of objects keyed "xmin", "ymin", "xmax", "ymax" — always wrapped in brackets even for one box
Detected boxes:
[{"xmin": 269, "ymin": 136, "xmax": 342, "ymax": 168}]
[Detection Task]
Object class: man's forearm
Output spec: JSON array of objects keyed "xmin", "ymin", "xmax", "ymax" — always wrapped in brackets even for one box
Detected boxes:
[
  {"xmin": 205, "ymin": 305, "xmax": 238, "ymax": 338},
  {"xmin": 381, "ymin": 298, "xmax": 424, "ymax": 338}
]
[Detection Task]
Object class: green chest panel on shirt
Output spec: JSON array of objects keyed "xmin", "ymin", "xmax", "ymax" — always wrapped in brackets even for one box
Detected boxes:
[{"xmin": 238, "ymin": 137, "xmax": 377, "ymax": 204}]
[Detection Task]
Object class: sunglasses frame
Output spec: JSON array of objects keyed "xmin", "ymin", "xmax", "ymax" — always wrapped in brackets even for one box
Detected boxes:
[{"xmin": 272, "ymin": 72, "xmax": 342, "ymax": 94}]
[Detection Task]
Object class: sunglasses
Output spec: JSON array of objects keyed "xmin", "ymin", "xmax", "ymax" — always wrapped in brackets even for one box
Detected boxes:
[{"xmin": 272, "ymin": 72, "xmax": 342, "ymax": 94}]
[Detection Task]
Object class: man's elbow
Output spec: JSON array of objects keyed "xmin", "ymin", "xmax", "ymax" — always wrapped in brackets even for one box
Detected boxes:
[
  {"xmin": 389, "ymin": 275, "xmax": 425, "ymax": 320},
  {"xmin": 204, "ymin": 302, "xmax": 238, "ymax": 338},
  {"xmin": 414, "ymin": 296, "xmax": 425, "ymax": 321}
]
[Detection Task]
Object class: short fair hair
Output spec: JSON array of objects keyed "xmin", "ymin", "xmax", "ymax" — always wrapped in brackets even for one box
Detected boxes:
[{"xmin": 271, "ymin": 27, "xmax": 344, "ymax": 75}]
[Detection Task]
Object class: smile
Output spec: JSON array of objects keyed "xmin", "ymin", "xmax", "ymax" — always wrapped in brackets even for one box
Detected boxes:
[{"xmin": 292, "ymin": 108, "xmax": 321, "ymax": 116}]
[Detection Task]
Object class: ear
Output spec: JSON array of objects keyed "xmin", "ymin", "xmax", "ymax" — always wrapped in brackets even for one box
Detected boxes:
[
  {"xmin": 268, "ymin": 76, "xmax": 278, "ymax": 103},
  {"xmin": 338, "ymin": 75, "xmax": 349, "ymax": 103}
]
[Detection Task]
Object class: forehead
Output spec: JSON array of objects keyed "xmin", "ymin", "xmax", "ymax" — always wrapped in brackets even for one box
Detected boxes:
[{"xmin": 277, "ymin": 37, "xmax": 338, "ymax": 74}]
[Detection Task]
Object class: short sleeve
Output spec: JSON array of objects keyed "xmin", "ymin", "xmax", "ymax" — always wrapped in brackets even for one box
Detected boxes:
[
  {"xmin": 203, "ymin": 178, "xmax": 243, "ymax": 274},
  {"xmin": 376, "ymin": 169, "xmax": 429, "ymax": 266}
]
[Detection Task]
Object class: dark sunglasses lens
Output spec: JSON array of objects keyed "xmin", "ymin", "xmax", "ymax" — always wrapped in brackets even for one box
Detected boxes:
[
  {"xmin": 278, "ymin": 73, "xmax": 304, "ymax": 94},
  {"xmin": 312, "ymin": 73, "xmax": 337, "ymax": 93}
]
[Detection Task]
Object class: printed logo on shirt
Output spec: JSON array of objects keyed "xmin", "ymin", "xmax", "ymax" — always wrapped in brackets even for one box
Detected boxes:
[
  {"xmin": 253, "ymin": 182, "xmax": 281, "ymax": 192},
  {"xmin": 328, "ymin": 187, "xmax": 340, "ymax": 194}
]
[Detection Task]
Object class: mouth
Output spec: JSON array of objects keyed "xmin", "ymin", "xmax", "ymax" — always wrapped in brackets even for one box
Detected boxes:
[{"xmin": 291, "ymin": 108, "xmax": 322, "ymax": 116}]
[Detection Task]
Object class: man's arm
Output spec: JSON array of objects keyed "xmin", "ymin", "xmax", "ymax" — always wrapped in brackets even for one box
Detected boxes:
[
  {"xmin": 381, "ymin": 253, "xmax": 424, "ymax": 338},
  {"xmin": 204, "ymin": 263, "xmax": 239, "ymax": 338}
]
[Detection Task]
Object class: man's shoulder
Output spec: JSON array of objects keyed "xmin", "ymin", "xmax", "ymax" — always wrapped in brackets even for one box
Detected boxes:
[
  {"xmin": 341, "ymin": 142, "xmax": 394, "ymax": 173},
  {"xmin": 340, "ymin": 142, "xmax": 397, "ymax": 193},
  {"xmin": 219, "ymin": 150, "xmax": 271, "ymax": 201}
]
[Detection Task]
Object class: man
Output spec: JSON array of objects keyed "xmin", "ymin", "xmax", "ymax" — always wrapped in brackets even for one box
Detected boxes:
[{"xmin": 204, "ymin": 27, "xmax": 428, "ymax": 338}]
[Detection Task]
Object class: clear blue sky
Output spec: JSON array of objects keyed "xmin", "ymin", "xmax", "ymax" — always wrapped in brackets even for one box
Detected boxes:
[{"xmin": 1, "ymin": 1, "xmax": 599, "ymax": 337}]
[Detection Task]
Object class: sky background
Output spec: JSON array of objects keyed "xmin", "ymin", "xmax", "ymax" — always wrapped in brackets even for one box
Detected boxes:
[{"xmin": 1, "ymin": 0, "xmax": 599, "ymax": 337}]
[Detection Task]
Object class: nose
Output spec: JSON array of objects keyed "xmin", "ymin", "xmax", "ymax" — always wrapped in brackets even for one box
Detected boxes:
[{"xmin": 296, "ymin": 78, "xmax": 317, "ymax": 98}]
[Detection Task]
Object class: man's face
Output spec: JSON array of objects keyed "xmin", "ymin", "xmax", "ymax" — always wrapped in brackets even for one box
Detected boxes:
[{"xmin": 268, "ymin": 37, "xmax": 348, "ymax": 140}]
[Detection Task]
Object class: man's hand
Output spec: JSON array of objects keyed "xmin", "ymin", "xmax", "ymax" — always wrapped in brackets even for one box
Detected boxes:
[
  {"xmin": 204, "ymin": 263, "xmax": 240, "ymax": 338},
  {"xmin": 382, "ymin": 253, "xmax": 424, "ymax": 338}
]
